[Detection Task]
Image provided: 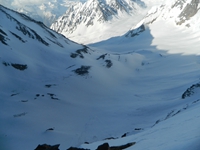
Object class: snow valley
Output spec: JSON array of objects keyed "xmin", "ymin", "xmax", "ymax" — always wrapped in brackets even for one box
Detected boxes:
[{"xmin": 1, "ymin": 0, "xmax": 200, "ymax": 150}]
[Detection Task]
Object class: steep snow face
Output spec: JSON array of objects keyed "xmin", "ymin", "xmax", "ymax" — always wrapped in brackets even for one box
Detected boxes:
[{"xmin": 50, "ymin": 0, "xmax": 150, "ymax": 44}]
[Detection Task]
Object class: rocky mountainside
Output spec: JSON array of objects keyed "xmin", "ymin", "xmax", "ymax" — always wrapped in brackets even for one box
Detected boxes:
[
  {"xmin": 124, "ymin": 0, "xmax": 200, "ymax": 39},
  {"xmin": 50, "ymin": 0, "xmax": 147, "ymax": 44},
  {"xmin": 51, "ymin": 0, "xmax": 143, "ymax": 31}
]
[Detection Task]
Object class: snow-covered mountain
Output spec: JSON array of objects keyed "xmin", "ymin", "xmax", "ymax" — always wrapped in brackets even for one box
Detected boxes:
[
  {"xmin": 2, "ymin": 0, "xmax": 200, "ymax": 149},
  {"xmin": 143, "ymin": 0, "xmax": 200, "ymax": 27},
  {"xmin": 0, "ymin": 4, "xmax": 104, "ymax": 149},
  {"xmin": 50, "ymin": 0, "xmax": 150, "ymax": 44}
]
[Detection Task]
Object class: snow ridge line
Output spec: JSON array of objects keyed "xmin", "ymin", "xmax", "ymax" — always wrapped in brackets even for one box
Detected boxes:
[{"xmin": 152, "ymin": 99, "xmax": 200, "ymax": 127}]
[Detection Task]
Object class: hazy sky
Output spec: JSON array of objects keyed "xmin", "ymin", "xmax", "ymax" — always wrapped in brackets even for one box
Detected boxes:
[
  {"xmin": 0, "ymin": 0, "xmax": 49, "ymax": 8},
  {"xmin": 0, "ymin": 0, "xmax": 86, "ymax": 26},
  {"xmin": 0, "ymin": 0, "xmax": 86, "ymax": 9}
]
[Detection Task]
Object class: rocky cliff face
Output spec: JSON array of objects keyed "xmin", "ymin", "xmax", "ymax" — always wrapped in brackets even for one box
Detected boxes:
[{"xmin": 176, "ymin": 0, "xmax": 199, "ymax": 25}]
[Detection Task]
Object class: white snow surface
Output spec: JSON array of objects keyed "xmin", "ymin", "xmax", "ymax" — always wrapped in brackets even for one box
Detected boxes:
[{"xmin": 1, "ymin": 0, "xmax": 200, "ymax": 150}]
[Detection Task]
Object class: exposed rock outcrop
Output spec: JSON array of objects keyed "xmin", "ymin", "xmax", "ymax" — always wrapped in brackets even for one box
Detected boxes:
[
  {"xmin": 34, "ymin": 144, "xmax": 60, "ymax": 150},
  {"xmin": 96, "ymin": 142, "xmax": 136, "ymax": 150}
]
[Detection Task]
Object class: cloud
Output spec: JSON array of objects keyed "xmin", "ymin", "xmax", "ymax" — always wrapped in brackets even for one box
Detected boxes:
[
  {"xmin": 0, "ymin": 0, "xmax": 13, "ymax": 8},
  {"xmin": 0, "ymin": 0, "xmax": 86, "ymax": 10},
  {"xmin": 11, "ymin": 0, "xmax": 47, "ymax": 7},
  {"xmin": 0, "ymin": 0, "xmax": 49, "ymax": 10}
]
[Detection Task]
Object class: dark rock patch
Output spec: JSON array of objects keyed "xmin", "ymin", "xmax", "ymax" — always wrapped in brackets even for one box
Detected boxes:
[
  {"xmin": 121, "ymin": 133, "xmax": 127, "ymax": 138},
  {"xmin": 96, "ymin": 142, "xmax": 136, "ymax": 150},
  {"xmin": 192, "ymin": 99, "xmax": 200, "ymax": 104},
  {"xmin": 2, "ymin": 61, "xmax": 10, "ymax": 66},
  {"xmin": 47, "ymin": 93, "xmax": 59, "ymax": 100},
  {"xmin": 46, "ymin": 127, "xmax": 54, "ymax": 131},
  {"xmin": 105, "ymin": 60, "xmax": 113, "ymax": 68},
  {"xmin": 182, "ymin": 83, "xmax": 200, "ymax": 99},
  {"xmin": 70, "ymin": 46, "xmax": 89, "ymax": 58},
  {"xmin": 34, "ymin": 142, "xmax": 135, "ymax": 150},
  {"xmin": 16, "ymin": 24, "xmax": 34, "ymax": 39},
  {"xmin": 66, "ymin": 64, "xmax": 76, "ymax": 69},
  {"xmin": 176, "ymin": 0, "xmax": 199, "ymax": 25},
  {"xmin": 11, "ymin": 63, "xmax": 27, "ymax": 70},
  {"xmin": 70, "ymin": 53, "xmax": 79, "ymax": 58},
  {"xmin": 0, "ymin": 28, "xmax": 7, "ymax": 36},
  {"xmin": 34, "ymin": 144, "xmax": 60, "ymax": 150},
  {"xmin": 96, "ymin": 143, "xmax": 109, "ymax": 150},
  {"xmin": 45, "ymin": 84, "xmax": 56, "ymax": 88},
  {"xmin": 171, "ymin": 0, "xmax": 185, "ymax": 9},
  {"xmin": 13, "ymin": 112, "xmax": 27, "ymax": 117},
  {"xmin": 135, "ymin": 128, "xmax": 143, "ymax": 131},
  {"xmin": 125, "ymin": 24, "xmax": 145, "ymax": 37},
  {"xmin": 15, "ymin": 22, "xmax": 49, "ymax": 46},
  {"xmin": 3, "ymin": 62, "xmax": 27, "ymax": 70},
  {"xmin": 0, "ymin": 33, "xmax": 8, "ymax": 45},
  {"xmin": 30, "ymin": 29, "xmax": 49, "ymax": 46},
  {"xmin": 34, "ymin": 94, "xmax": 40, "ymax": 99},
  {"xmin": 73, "ymin": 66, "xmax": 91, "ymax": 76},
  {"xmin": 152, "ymin": 119, "xmax": 161, "ymax": 127},
  {"xmin": 0, "ymin": 28, "xmax": 8, "ymax": 45},
  {"xmin": 10, "ymin": 31, "xmax": 26, "ymax": 43},
  {"xmin": 10, "ymin": 93, "xmax": 19, "ymax": 97},
  {"xmin": 21, "ymin": 100, "xmax": 28, "ymax": 102},
  {"xmin": 97, "ymin": 53, "xmax": 107, "ymax": 60},
  {"xmin": 45, "ymin": 85, "xmax": 52, "ymax": 88}
]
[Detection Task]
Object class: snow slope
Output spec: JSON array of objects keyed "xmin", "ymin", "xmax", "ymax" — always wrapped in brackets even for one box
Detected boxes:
[
  {"xmin": 81, "ymin": 98, "xmax": 200, "ymax": 150},
  {"xmin": 2, "ymin": 0, "xmax": 200, "ymax": 149},
  {"xmin": 81, "ymin": 0, "xmax": 200, "ymax": 149}
]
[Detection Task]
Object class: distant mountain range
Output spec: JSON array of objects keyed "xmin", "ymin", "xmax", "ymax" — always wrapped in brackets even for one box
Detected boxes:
[
  {"xmin": 0, "ymin": 0, "xmax": 87, "ymax": 27},
  {"xmin": 50, "ymin": 0, "xmax": 149, "ymax": 44}
]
